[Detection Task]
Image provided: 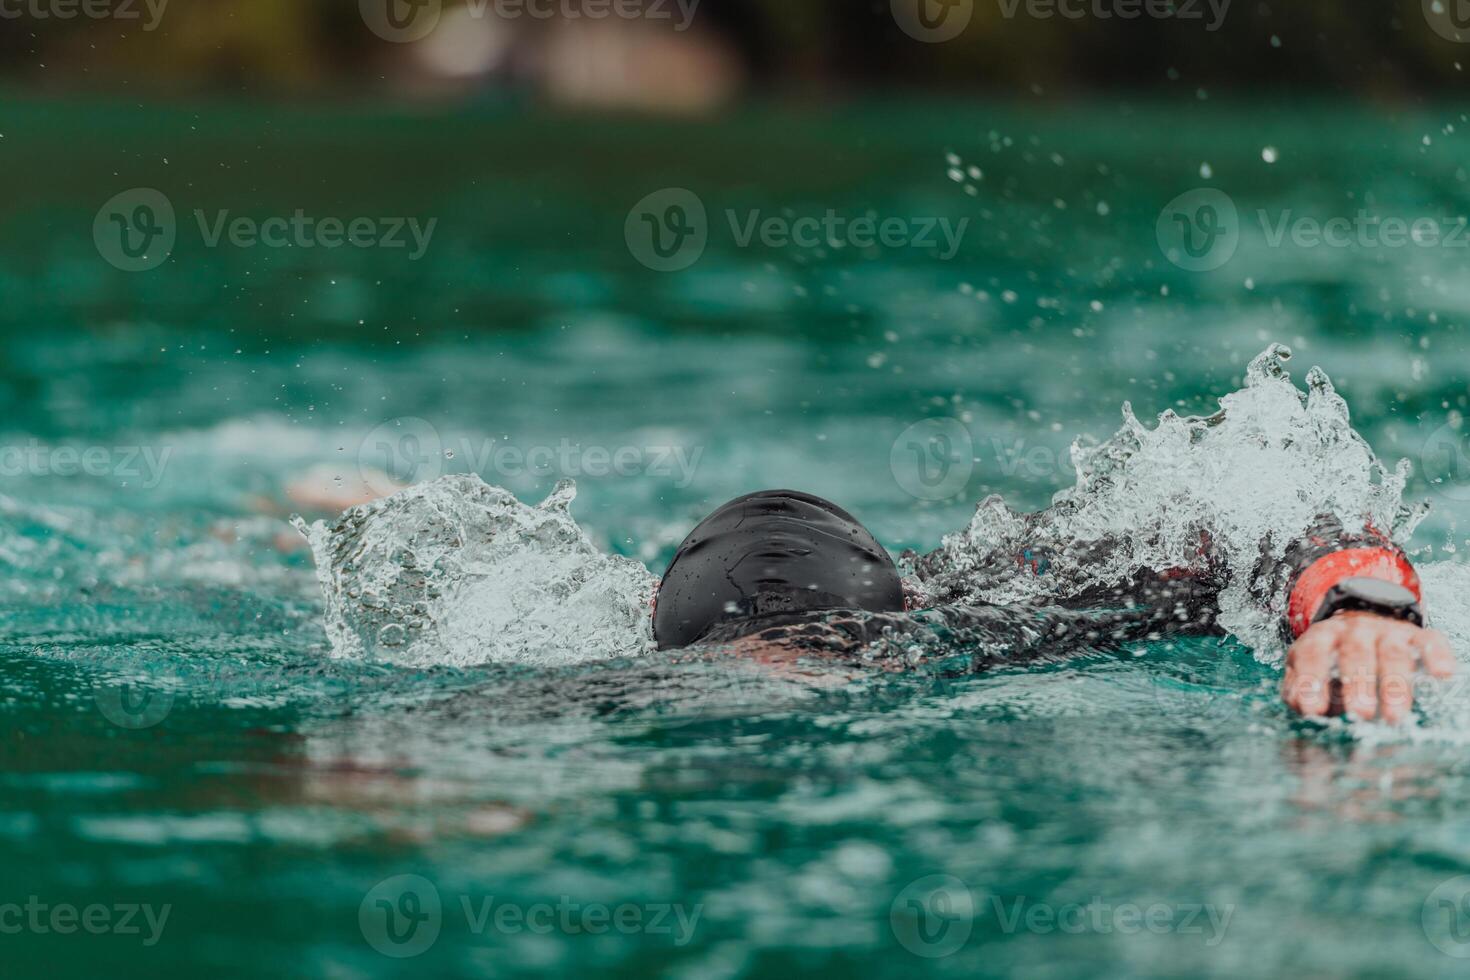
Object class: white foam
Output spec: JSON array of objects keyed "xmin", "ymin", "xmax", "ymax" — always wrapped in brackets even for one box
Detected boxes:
[
  {"xmin": 294, "ymin": 475, "xmax": 656, "ymax": 667},
  {"xmin": 915, "ymin": 344, "xmax": 1423, "ymax": 661}
]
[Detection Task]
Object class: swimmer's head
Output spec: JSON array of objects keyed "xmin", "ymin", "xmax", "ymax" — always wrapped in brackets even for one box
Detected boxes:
[{"xmin": 652, "ymin": 490, "xmax": 904, "ymax": 650}]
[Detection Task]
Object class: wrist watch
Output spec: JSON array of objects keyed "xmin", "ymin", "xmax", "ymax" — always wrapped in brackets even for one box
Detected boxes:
[{"xmin": 1312, "ymin": 576, "xmax": 1424, "ymax": 628}]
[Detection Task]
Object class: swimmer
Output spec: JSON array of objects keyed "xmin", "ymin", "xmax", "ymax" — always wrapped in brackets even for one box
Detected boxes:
[{"xmin": 652, "ymin": 490, "xmax": 1456, "ymax": 723}]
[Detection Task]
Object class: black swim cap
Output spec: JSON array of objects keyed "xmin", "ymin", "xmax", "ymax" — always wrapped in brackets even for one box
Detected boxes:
[{"xmin": 653, "ymin": 490, "xmax": 904, "ymax": 650}]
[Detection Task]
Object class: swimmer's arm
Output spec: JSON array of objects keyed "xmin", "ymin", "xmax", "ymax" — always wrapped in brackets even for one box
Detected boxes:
[
  {"xmin": 910, "ymin": 507, "xmax": 1227, "ymax": 627},
  {"xmin": 1271, "ymin": 516, "xmax": 1456, "ymax": 722},
  {"xmin": 690, "ymin": 600, "xmax": 1223, "ymax": 679},
  {"xmin": 916, "ymin": 512, "xmax": 1456, "ymax": 711},
  {"xmin": 837, "ymin": 602, "xmax": 1211, "ymax": 673},
  {"xmin": 913, "ymin": 532, "xmax": 1226, "ymax": 633},
  {"xmin": 973, "ymin": 514, "xmax": 1436, "ymax": 649},
  {"xmin": 1048, "ymin": 516, "xmax": 1460, "ymax": 720}
]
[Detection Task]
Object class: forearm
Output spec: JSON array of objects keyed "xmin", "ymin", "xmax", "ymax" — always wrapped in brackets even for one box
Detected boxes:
[
  {"xmin": 1258, "ymin": 515, "xmax": 1423, "ymax": 643},
  {"xmin": 700, "ymin": 600, "xmax": 1214, "ymax": 676},
  {"xmin": 912, "ymin": 510, "xmax": 1225, "ymax": 633},
  {"xmin": 918, "ymin": 503, "xmax": 1426, "ymax": 648}
]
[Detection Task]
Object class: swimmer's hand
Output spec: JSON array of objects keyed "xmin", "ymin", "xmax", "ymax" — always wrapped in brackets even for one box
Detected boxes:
[{"xmin": 1283, "ymin": 612, "xmax": 1456, "ymax": 723}]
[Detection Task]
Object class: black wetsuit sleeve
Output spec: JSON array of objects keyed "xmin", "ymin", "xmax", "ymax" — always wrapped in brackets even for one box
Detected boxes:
[
  {"xmin": 912, "ymin": 513, "xmax": 1226, "ymax": 634},
  {"xmin": 701, "ymin": 601, "xmax": 1207, "ymax": 675},
  {"xmin": 1255, "ymin": 515, "xmax": 1423, "ymax": 642},
  {"xmin": 914, "ymin": 512, "xmax": 1422, "ymax": 647}
]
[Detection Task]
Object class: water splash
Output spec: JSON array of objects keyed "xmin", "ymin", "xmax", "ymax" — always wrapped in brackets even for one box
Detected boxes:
[
  {"xmin": 912, "ymin": 344, "xmax": 1425, "ymax": 659},
  {"xmin": 293, "ymin": 475, "xmax": 657, "ymax": 667}
]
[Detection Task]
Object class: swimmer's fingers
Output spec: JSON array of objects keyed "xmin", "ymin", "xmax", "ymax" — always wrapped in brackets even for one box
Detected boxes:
[
  {"xmin": 1376, "ymin": 629, "xmax": 1416, "ymax": 725},
  {"xmin": 1337, "ymin": 625, "xmax": 1378, "ymax": 721},
  {"xmin": 1378, "ymin": 621, "xmax": 1461, "ymax": 724},
  {"xmin": 1413, "ymin": 628, "xmax": 1457, "ymax": 680},
  {"xmin": 1284, "ymin": 619, "xmax": 1338, "ymax": 717},
  {"xmin": 1286, "ymin": 615, "xmax": 1457, "ymax": 723}
]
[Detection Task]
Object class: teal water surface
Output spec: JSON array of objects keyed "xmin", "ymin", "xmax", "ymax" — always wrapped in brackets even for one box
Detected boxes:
[{"xmin": 3, "ymin": 97, "xmax": 1470, "ymax": 978}]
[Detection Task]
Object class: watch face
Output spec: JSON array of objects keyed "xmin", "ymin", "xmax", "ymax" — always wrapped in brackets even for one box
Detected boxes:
[{"xmin": 1338, "ymin": 576, "xmax": 1416, "ymax": 607}]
